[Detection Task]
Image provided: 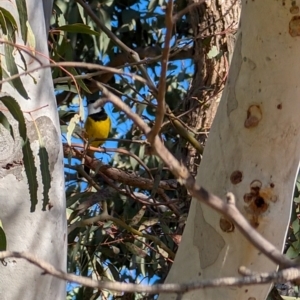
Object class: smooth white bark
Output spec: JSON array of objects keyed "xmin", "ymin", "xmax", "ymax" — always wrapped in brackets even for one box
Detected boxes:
[
  {"xmin": 161, "ymin": 1, "xmax": 300, "ymax": 299},
  {"xmin": 0, "ymin": 1, "xmax": 66, "ymax": 299}
]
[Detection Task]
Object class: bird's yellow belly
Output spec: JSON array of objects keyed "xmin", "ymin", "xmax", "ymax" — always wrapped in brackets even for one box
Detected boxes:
[{"xmin": 84, "ymin": 116, "xmax": 111, "ymax": 148}]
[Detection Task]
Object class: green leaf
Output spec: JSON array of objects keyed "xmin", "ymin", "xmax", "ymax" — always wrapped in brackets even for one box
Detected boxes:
[
  {"xmin": 0, "ymin": 95, "xmax": 26, "ymax": 142},
  {"xmin": 0, "ymin": 10, "xmax": 8, "ymax": 36},
  {"xmin": 0, "ymin": 111, "xmax": 14, "ymax": 139},
  {"xmin": 23, "ymin": 141, "xmax": 38, "ymax": 212},
  {"xmin": 286, "ymin": 242, "xmax": 300, "ymax": 260},
  {"xmin": 292, "ymin": 218, "xmax": 300, "ymax": 235},
  {"xmin": 0, "ymin": 7, "xmax": 18, "ymax": 38},
  {"xmin": 58, "ymin": 24, "xmax": 100, "ymax": 36},
  {"xmin": 97, "ymin": 9, "xmax": 111, "ymax": 55},
  {"xmin": 39, "ymin": 146, "xmax": 51, "ymax": 211},
  {"xmin": 16, "ymin": 0, "xmax": 28, "ymax": 44},
  {"xmin": 4, "ymin": 40, "xmax": 29, "ymax": 99},
  {"xmin": 0, "ymin": 226, "xmax": 7, "ymax": 251}
]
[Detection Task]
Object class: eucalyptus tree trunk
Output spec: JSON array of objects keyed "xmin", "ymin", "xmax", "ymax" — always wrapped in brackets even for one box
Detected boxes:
[
  {"xmin": 0, "ymin": 1, "xmax": 66, "ymax": 299},
  {"xmin": 183, "ymin": 0, "xmax": 241, "ymax": 176},
  {"xmin": 162, "ymin": 1, "xmax": 299, "ymax": 299}
]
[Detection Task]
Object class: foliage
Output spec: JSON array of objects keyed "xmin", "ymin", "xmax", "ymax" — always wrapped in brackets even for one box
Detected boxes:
[{"xmin": 51, "ymin": 0, "xmax": 195, "ymax": 299}]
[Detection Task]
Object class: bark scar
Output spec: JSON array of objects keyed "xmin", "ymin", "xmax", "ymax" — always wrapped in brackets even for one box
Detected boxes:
[{"xmin": 227, "ymin": 32, "xmax": 242, "ymax": 116}]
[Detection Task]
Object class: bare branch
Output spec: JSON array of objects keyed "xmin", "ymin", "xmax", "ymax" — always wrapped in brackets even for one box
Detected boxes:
[
  {"xmin": 147, "ymin": 1, "xmax": 173, "ymax": 143},
  {"xmin": 64, "ymin": 144, "xmax": 177, "ymax": 192},
  {"xmin": 0, "ymin": 251, "xmax": 300, "ymax": 295},
  {"xmin": 0, "ymin": 61, "xmax": 148, "ymax": 87}
]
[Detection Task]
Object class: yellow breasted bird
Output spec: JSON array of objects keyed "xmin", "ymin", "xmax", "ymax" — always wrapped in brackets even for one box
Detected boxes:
[{"xmin": 83, "ymin": 100, "xmax": 111, "ymax": 175}]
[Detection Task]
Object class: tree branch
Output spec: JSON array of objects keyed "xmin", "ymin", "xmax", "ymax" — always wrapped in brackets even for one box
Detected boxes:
[
  {"xmin": 147, "ymin": 1, "xmax": 173, "ymax": 143},
  {"xmin": 0, "ymin": 251, "xmax": 299, "ymax": 295},
  {"xmin": 64, "ymin": 144, "xmax": 178, "ymax": 192}
]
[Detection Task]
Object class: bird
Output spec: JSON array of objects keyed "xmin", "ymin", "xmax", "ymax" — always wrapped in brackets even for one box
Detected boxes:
[{"xmin": 83, "ymin": 100, "xmax": 111, "ymax": 176}]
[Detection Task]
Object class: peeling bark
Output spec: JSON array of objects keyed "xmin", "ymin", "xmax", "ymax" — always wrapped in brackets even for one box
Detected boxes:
[{"xmin": 184, "ymin": 0, "xmax": 241, "ymax": 176}]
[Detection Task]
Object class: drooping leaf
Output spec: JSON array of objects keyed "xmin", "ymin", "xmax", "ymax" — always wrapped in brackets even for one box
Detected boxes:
[
  {"xmin": 39, "ymin": 146, "xmax": 51, "ymax": 211},
  {"xmin": 4, "ymin": 40, "xmax": 29, "ymax": 99},
  {"xmin": 22, "ymin": 141, "xmax": 38, "ymax": 212},
  {"xmin": 16, "ymin": 0, "xmax": 28, "ymax": 44},
  {"xmin": 97, "ymin": 8, "xmax": 111, "ymax": 55},
  {"xmin": 0, "ymin": 7, "xmax": 18, "ymax": 38},
  {"xmin": 58, "ymin": 23, "xmax": 100, "ymax": 36}
]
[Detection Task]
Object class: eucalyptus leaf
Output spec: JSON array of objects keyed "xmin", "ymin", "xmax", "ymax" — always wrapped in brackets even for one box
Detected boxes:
[
  {"xmin": 16, "ymin": 0, "xmax": 28, "ymax": 43},
  {"xmin": 58, "ymin": 23, "xmax": 100, "ymax": 36}
]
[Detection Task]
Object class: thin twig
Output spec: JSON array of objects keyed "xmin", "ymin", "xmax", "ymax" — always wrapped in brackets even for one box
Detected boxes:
[
  {"xmin": 72, "ymin": 143, "xmax": 154, "ymax": 180},
  {"xmin": 0, "ymin": 61, "xmax": 148, "ymax": 87},
  {"xmin": 0, "ymin": 251, "xmax": 300, "ymax": 294},
  {"xmin": 64, "ymin": 145, "xmax": 177, "ymax": 192},
  {"xmin": 147, "ymin": 1, "xmax": 173, "ymax": 143}
]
